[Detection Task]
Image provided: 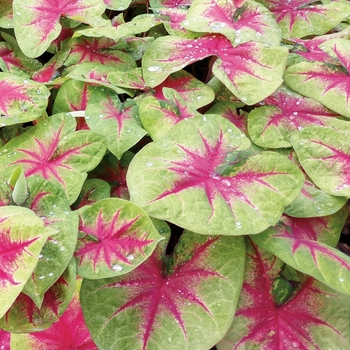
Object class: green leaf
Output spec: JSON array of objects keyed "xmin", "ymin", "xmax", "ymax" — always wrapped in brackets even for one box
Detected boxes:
[
  {"xmin": 8, "ymin": 166, "xmax": 28, "ymax": 206},
  {"xmin": 0, "ymin": 73, "xmax": 50, "ymax": 126},
  {"xmin": 75, "ymin": 198, "xmax": 164, "ymax": 279},
  {"xmin": 128, "ymin": 114, "xmax": 304, "ymax": 235},
  {"xmin": 291, "ymin": 125, "xmax": 350, "ymax": 197},
  {"xmin": 85, "ymin": 89, "xmax": 147, "ymax": 159},
  {"xmin": 80, "ymin": 231, "xmax": 246, "ymax": 349},
  {"xmin": 0, "ymin": 206, "xmax": 51, "ymax": 319}
]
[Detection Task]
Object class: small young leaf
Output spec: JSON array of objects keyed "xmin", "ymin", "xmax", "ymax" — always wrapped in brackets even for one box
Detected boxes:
[
  {"xmin": 9, "ymin": 166, "xmax": 28, "ymax": 205},
  {"xmin": 75, "ymin": 198, "xmax": 164, "ymax": 279}
]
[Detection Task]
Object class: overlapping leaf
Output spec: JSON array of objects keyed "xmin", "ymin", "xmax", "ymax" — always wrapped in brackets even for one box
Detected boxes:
[
  {"xmin": 284, "ymin": 38, "xmax": 350, "ymax": 119},
  {"xmin": 251, "ymin": 208, "xmax": 350, "ymax": 296},
  {"xmin": 291, "ymin": 125, "xmax": 350, "ymax": 197},
  {"xmin": 10, "ymin": 279, "xmax": 97, "ymax": 350},
  {"xmin": 0, "ymin": 329, "xmax": 10, "ymax": 350},
  {"xmin": 128, "ymin": 114, "xmax": 304, "ymax": 235},
  {"xmin": 0, "ymin": 113, "xmax": 107, "ymax": 204},
  {"xmin": 0, "ymin": 73, "xmax": 50, "ymax": 126},
  {"xmin": 13, "ymin": 0, "xmax": 109, "ymax": 58},
  {"xmin": 217, "ymin": 239, "xmax": 350, "ymax": 349},
  {"xmin": 261, "ymin": 0, "xmax": 350, "ymax": 39},
  {"xmin": 183, "ymin": 0, "xmax": 281, "ymax": 46},
  {"xmin": 139, "ymin": 89, "xmax": 200, "ymax": 140},
  {"xmin": 85, "ymin": 88, "xmax": 147, "ymax": 159},
  {"xmin": 0, "ymin": 206, "xmax": 52, "ymax": 319},
  {"xmin": 248, "ymin": 85, "xmax": 339, "ymax": 148},
  {"xmin": 80, "ymin": 231, "xmax": 246, "ymax": 350},
  {"xmin": 20, "ymin": 177, "xmax": 79, "ymax": 307},
  {"xmin": 0, "ymin": 259, "xmax": 76, "ymax": 332},
  {"xmin": 143, "ymin": 34, "xmax": 288, "ymax": 104},
  {"xmin": 152, "ymin": 70, "xmax": 215, "ymax": 109},
  {"xmin": 75, "ymin": 198, "xmax": 163, "ymax": 279}
]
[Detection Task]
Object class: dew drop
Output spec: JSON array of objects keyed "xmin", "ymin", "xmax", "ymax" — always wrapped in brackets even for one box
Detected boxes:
[
  {"xmin": 292, "ymin": 341, "xmax": 299, "ymax": 348},
  {"xmin": 38, "ymin": 254, "xmax": 43, "ymax": 259},
  {"xmin": 202, "ymin": 116, "xmax": 207, "ymax": 121},
  {"xmin": 227, "ymin": 128, "xmax": 232, "ymax": 133},
  {"xmin": 38, "ymin": 275, "xmax": 45, "ymax": 280},
  {"xmin": 60, "ymin": 246, "xmax": 65, "ymax": 251},
  {"xmin": 325, "ymin": 201, "xmax": 334, "ymax": 207},
  {"xmin": 85, "ymin": 116, "xmax": 90, "ymax": 120},
  {"xmin": 196, "ymin": 95, "xmax": 202, "ymax": 100},
  {"xmin": 339, "ymin": 278, "xmax": 344, "ymax": 282},
  {"xmin": 111, "ymin": 264, "xmax": 123, "ymax": 272},
  {"xmin": 99, "ymin": 114, "xmax": 103, "ymax": 118},
  {"xmin": 23, "ymin": 79, "xmax": 29, "ymax": 84},
  {"xmin": 48, "ymin": 272, "xmax": 54, "ymax": 277},
  {"xmin": 147, "ymin": 66, "xmax": 162, "ymax": 72},
  {"xmin": 146, "ymin": 161, "xmax": 153, "ymax": 167},
  {"xmin": 127, "ymin": 254, "xmax": 135, "ymax": 261},
  {"xmin": 222, "ymin": 179, "xmax": 231, "ymax": 187},
  {"xmin": 37, "ymin": 89, "xmax": 42, "ymax": 95}
]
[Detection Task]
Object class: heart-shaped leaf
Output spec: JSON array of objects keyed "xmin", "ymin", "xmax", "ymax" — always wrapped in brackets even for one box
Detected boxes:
[
  {"xmin": 291, "ymin": 125, "xmax": 350, "ymax": 197},
  {"xmin": 80, "ymin": 231, "xmax": 246, "ymax": 349},
  {"xmin": 139, "ymin": 89, "xmax": 200, "ymax": 141},
  {"xmin": 152, "ymin": 70, "xmax": 215, "ymax": 109},
  {"xmin": 13, "ymin": 0, "xmax": 108, "ymax": 58},
  {"xmin": 128, "ymin": 114, "xmax": 304, "ymax": 235},
  {"xmin": 263, "ymin": 0, "xmax": 350, "ymax": 39},
  {"xmin": 217, "ymin": 239, "xmax": 350, "ymax": 349},
  {"xmin": 72, "ymin": 178, "xmax": 111, "ymax": 209},
  {"xmin": 0, "ymin": 114, "xmax": 107, "ymax": 204},
  {"xmin": 0, "ymin": 73, "xmax": 50, "ymax": 126},
  {"xmin": 20, "ymin": 176, "xmax": 79, "ymax": 307},
  {"xmin": 0, "ymin": 258, "xmax": 76, "ymax": 332},
  {"xmin": 251, "ymin": 208, "xmax": 350, "ymax": 296},
  {"xmin": 143, "ymin": 34, "xmax": 288, "ymax": 104},
  {"xmin": 75, "ymin": 198, "xmax": 164, "ymax": 279},
  {"xmin": 10, "ymin": 279, "xmax": 97, "ymax": 349},
  {"xmin": 0, "ymin": 206, "xmax": 51, "ymax": 319},
  {"xmin": 85, "ymin": 89, "xmax": 147, "ymax": 159},
  {"xmin": 183, "ymin": 0, "xmax": 280, "ymax": 46},
  {"xmin": 284, "ymin": 38, "xmax": 350, "ymax": 119},
  {"xmin": 248, "ymin": 85, "xmax": 339, "ymax": 148}
]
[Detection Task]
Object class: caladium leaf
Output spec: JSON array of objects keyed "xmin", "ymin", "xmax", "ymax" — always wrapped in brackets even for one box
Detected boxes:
[
  {"xmin": 89, "ymin": 151, "xmax": 132, "ymax": 200},
  {"xmin": 68, "ymin": 62, "xmax": 135, "ymax": 95},
  {"xmin": 0, "ymin": 206, "xmax": 51, "ymax": 319},
  {"xmin": 183, "ymin": 0, "xmax": 281, "ymax": 46},
  {"xmin": 206, "ymin": 101, "xmax": 248, "ymax": 133},
  {"xmin": 80, "ymin": 231, "xmax": 246, "ymax": 350},
  {"xmin": 261, "ymin": 0, "xmax": 350, "ymax": 39},
  {"xmin": 72, "ymin": 178, "xmax": 111, "ymax": 210},
  {"xmin": 108, "ymin": 67, "xmax": 147, "ymax": 90},
  {"xmin": 64, "ymin": 36, "xmax": 134, "ymax": 67},
  {"xmin": 85, "ymin": 88, "xmax": 147, "ymax": 159},
  {"xmin": 52, "ymin": 80, "xmax": 96, "ymax": 119},
  {"xmin": 0, "ymin": 73, "xmax": 50, "ymax": 127},
  {"xmin": 139, "ymin": 89, "xmax": 200, "ymax": 141},
  {"xmin": 143, "ymin": 35, "xmax": 288, "ymax": 104},
  {"xmin": 284, "ymin": 179, "xmax": 348, "ymax": 218},
  {"xmin": 251, "ymin": 208, "xmax": 350, "ymax": 296},
  {"xmin": 291, "ymin": 125, "xmax": 350, "ymax": 197},
  {"xmin": 152, "ymin": 70, "xmax": 215, "ymax": 109},
  {"xmin": 217, "ymin": 239, "xmax": 350, "ymax": 349},
  {"xmin": 8, "ymin": 166, "xmax": 28, "ymax": 206},
  {"xmin": 75, "ymin": 198, "xmax": 163, "ymax": 279},
  {"xmin": 104, "ymin": 0, "xmax": 132, "ymax": 10},
  {"xmin": 0, "ymin": 329, "xmax": 10, "ymax": 350},
  {"xmin": 13, "ymin": 0, "xmax": 109, "ymax": 58},
  {"xmin": 128, "ymin": 114, "xmax": 304, "ymax": 236},
  {"xmin": 248, "ymin": 85, "xmax": 339, "ymax": 148},
  {"xmin": 0, "ymin": 258, "xmax": 76, "ymax": 332},
  {"xmin": 10, "ymin": 279, "xmax": 97, "ymax": 350},
  {"xmin": 0, "ymin": 40, "xmax": 42, "ymax": 77},
  {"xmin": 20, "ymin": 176, "xmax": 79, "ymax": 307},
  {"xmin": 284, "ymin": 38, "xmax": 350, "ymax": 119},
  {"xmin": 0, "ymin": 0, "xmax": 12, "ymax": 28},
  {"xmin": 0, "ymin": 113, "xmax": 107, "ymax": 204},
  {"xmin": 31, "ymin": 47, "xmax": 71, "ymax": 84}
]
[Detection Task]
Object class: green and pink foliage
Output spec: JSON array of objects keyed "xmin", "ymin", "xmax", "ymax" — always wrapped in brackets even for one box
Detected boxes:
[
  {"xmin": 217, "ymin": 239, "xmax": 350, "ymax": 349},
  {"xmin": 80, "ymin": 230, "xmax": 246, "ymax": 349},
  {"xmin": 1, "ymin": 0, "xmax": 350, "ymax": 348}
]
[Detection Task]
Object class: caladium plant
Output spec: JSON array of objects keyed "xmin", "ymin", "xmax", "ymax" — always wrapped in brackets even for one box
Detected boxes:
[{"xmin": 1, "ymin": 0, "xmax": 350, "ymax": 349}]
